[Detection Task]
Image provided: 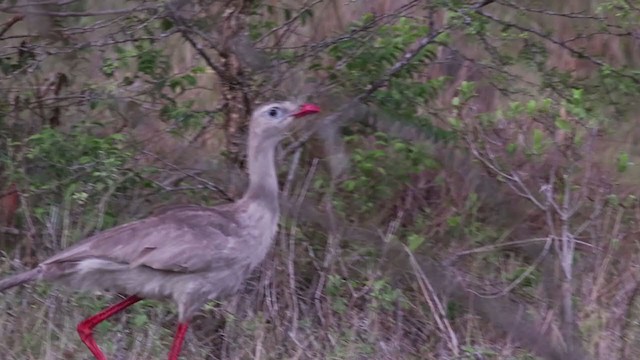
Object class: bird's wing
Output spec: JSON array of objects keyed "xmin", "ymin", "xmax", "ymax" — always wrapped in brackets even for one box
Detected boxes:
[{"xmin": 43, "ymin": 205, "xmax": 243, "ymax": 273}]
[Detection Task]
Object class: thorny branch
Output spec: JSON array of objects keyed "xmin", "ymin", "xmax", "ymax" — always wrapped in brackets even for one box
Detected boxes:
[
  {"xmin": 476, "ymin": 10, "xmax": 640, "ymax": 85},
  {"xmin": 256, "ymin": 0, "xmax": 324, "ymax": 45}
]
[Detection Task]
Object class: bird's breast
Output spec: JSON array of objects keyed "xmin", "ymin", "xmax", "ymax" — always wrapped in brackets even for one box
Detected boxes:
[
  {"xmin": 244, "ymin": 223, "xmax": 277, "ymax": 266},
  {"xmin": 239, "ymin": 207, "xmax": 279, "ymax": 267}
]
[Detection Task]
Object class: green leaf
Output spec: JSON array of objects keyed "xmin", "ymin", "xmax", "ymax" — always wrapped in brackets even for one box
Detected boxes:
[
  {"xmin": 617, "ymin": 151, "xmax": 630, "ymax": 173},
  {"xmin": 370, "ymin": 149, "xmax": 386, "ymax": 159},
  {"xmin": 532, "ymin": 128, "xmax": 544, "ymax": 154},
  {"xmin": 393, "ymin": 141, "xmax": 407, "ymax": 151},
  {"xmin": 191, "ymin": 66, "xmax": 206, "ymax": 74},
  {"xmin": 132, "ymin": 313, "xmax": 148, "ymax": 327},
  {"xmin": 460, "ymin": 81, "xmax": 476, "ymax": 100},
  {"xmin": 182, "ymin": 74, "xmax": 197, "ymax": 87},
  {"xmin": 571, "ymin": 88, "xmax": 583, "ymax": 102},
  {"xmin": 101, "ymin": 58, "xmax": 116, "ymax": 77},
  {"xmin": 448, "ymin": 117, "xmax": 461, "ymax": 129},
  {"xmin": 447, "ymin": 215, "xmax": 461, "ymax": 228},
  {"xmin": 343, "ymin": 180, "xmax": 356, "ymax": 192},
  {"xmin": 168, "ymin": 78, "xmax": 182, "ymax": 92},
  {"xmin": 555, "ymin": 119, "xmax": 571, "ymax": 131},
  {"xmin": 407, "ymin": 234, "xmax": 425, "ymax": 252},
  {"xmin": 362, "ymin": 12, "xmax": 375, "ymax": 24}
]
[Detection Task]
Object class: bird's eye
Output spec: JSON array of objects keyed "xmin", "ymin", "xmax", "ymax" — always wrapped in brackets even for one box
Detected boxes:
[{"xmin": 268, "ymin": 107, "xmax": 281, "ymax": 118}]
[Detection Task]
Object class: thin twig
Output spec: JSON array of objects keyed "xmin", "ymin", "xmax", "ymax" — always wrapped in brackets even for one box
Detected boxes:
[
  {"xmin": 469, "ymin": 236, "xmax": 553, "ymax": 298},
  {"xmin": 256, "ymin": 0, "xmax": 324, "ymax": 45},
  {"xmin": 0, "ymin": 14, "xmax": 24, "ymax": 38},
  {"xmin": 140, "ymin": 150, "xmax": 233, "ymax": 201},
  {"xmin": 450, "ymin": 236, "xmax": 598, "ymax": 261},
  {"xmin": 404, "ymin": 244, "xmax": 460, "ymax": 357},
  {"xmin": 0, "ymin": 226, "xmax": 21, "ymax": 235}
]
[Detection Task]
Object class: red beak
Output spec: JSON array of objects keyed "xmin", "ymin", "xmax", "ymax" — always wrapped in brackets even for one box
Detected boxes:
[{"xmin": 292, "ymin": 103, "xmax": 321, "ymax": 118}]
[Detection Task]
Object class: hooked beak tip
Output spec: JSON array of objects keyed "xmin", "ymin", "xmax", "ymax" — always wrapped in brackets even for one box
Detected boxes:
[{"xmin": 292, "ymin": 103, "xmax": 321, "ymax": 118}]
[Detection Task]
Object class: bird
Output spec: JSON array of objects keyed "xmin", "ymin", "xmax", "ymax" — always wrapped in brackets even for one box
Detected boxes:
[{"xmin": 0, "ymin": 101, "xmax": 321, "ymax": 360}]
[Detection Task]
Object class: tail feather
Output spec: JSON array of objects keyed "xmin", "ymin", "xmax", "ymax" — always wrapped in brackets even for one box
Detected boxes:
[{"xmin": 0, "ymin": 268, "xmax": 40, "ymax": 292}]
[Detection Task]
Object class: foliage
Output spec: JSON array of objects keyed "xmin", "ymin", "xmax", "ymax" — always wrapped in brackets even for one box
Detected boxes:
[
  {"xmin": 337, "ymin": 131, "xmax": 437, "ymax": 217},
  {"xmin": 323, "ymin": 15, "xmax": 447, "ymax": 134},
  {"xmin": 25, "ymin": 127, "xmax": 130, "ymax": 189}
]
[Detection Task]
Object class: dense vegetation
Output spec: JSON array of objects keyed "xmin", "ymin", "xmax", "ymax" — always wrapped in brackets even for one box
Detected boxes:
[{"xmin": 1, "ymin": 1, "xmax": 640, "ymax": 359}]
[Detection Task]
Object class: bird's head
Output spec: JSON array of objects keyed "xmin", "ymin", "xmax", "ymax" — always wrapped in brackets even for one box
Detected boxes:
[{"xmin": 250, "ymin": 101, "xmax": 321, "ymax": 141}]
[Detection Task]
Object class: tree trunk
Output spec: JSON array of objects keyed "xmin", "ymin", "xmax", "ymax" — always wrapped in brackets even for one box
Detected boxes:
[{"xmin": 220, "ymin": 0, "xmax": 253, "ymax": 166}]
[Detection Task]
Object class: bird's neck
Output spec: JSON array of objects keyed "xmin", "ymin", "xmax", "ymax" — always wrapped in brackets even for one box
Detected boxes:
[{"xmin": 241, "ymin": 132, "xmax": 280, "ymax": 209}]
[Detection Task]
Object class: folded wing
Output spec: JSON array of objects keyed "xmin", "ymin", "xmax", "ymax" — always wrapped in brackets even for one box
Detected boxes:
[{"xmin": 43, "ymin": 206, "xmax": 242, "ymax": 274}]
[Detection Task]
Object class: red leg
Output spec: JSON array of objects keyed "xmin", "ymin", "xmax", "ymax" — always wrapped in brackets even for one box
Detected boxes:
[
  {"xmin": 168, "ymin": 322, "xmax": 189, "ymax": 360},
  {"xmin": 77, "ymin": 295, "xmax": 142, "ymax": 360}
]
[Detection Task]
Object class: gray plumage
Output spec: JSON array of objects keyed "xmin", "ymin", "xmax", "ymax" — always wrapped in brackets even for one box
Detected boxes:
[
  {"xmin": 37, "ymin": 202, "xmax": 271, "ymax": 321},
  {"xmin": 0, "ymin": 100, "xmax": 320, "ymax": 324}
]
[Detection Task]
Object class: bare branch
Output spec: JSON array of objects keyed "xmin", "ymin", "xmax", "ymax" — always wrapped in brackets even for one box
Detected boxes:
[
  {"xmin": 1, "ymin": 4, "xmax": 160, "ymax": 17},
  {"xmin": 0, "ymin": 14, "xmax": 24, "ymax": 38}
]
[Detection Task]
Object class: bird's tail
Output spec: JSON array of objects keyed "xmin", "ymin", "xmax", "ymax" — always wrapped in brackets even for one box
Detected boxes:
[{"xmin": 0, "ymin": 267, "xmax": 40, "ymax": 292}]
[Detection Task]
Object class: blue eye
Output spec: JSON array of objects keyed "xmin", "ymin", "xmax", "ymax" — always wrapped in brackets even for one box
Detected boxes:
[{"xmin": 268, "ymin": 107, "xmax": 281, "ymax": 118}]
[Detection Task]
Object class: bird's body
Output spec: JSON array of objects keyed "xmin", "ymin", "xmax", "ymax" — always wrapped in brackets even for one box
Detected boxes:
[
  {"xmin": 0, "ymin": 101, "xmax": 320, "ymax": 360},
  {"xmin": 39, "ymin": 201, "xmax": 273, "ymax": 321}
]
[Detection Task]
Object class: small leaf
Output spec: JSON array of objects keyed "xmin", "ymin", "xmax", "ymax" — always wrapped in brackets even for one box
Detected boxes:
[
  {"xmin": 343, "ymin": 180, "xmax": 356, "ymax": 192},
  {"xmin": 407, "ymin": 234, "xmax": 425, "ymax": 251},
  {"xmin": 448, "ymin": 117, "xmax": 461, "ymax": 129},
  {"xmin": 362, "ymin": 12, "xmax": 375, "ymax": 24},
  {"xmin": 555, "ymin": 119, "xmax": 571, "ymax": 131},
  {"xmin": 132, "ymin": 313, "xmax": 148, "ymax": 327},
  {"xmin": 393, "ymin": 142, "xmax": 407, "ymax": 151},
  {"xmin": 191, "ymin": 66, "xmax": 206, "ymax": 74},
  {"xmin": 571, "ymin": 88, "xmax": 583, "ymax": 102},
  {"xmin": 617, "ymin": 151, "xmax": 629, "ymax": 173},
  {"xmin": 168, "ymin": 78, "xmax": 182, "ymax": 92},
  {"xmin": 532, "ymin": 128, "xmax": 544, "ymax": 154},
  {"xmin": 182, "ymin": 74, "xmax": 197, "ymax": 86},
  {"xmin": 460, "ymin": 81, "xmax": 476, "ymax": 100},
  {"xmin": 370, "ymin": 149, "xmax": 386, "ymax": 159},
  {"xmin": 447, "ymin": 215, "xmax": 461, "ymax": 228}
]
